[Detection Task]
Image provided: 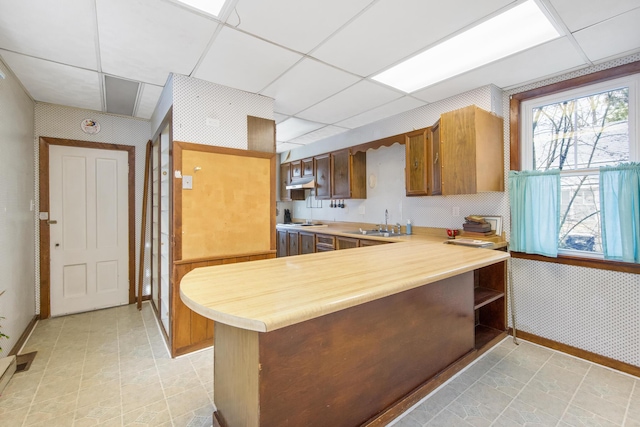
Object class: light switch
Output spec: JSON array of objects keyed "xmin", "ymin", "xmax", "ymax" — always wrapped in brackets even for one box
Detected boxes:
[{"xmin": 183, "ymin": 175, "xmax": 193, "ymax": 190}]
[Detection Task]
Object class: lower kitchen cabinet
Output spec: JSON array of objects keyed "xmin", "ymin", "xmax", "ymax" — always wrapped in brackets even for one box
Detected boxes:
[
  {"xmin": 359, "ymin": 239, "xmax": 389, "ymax": 247},
  {"xmin": 288, "ymin": 231, "xmax": 299, "ymax": 256},
  {"xmin": 336, "ymin": 236, "xmax": 359, "ymax": 250},
  {"xmin": 277, "ymin": 230, "xmax": 288, "ymax": 258},
  {"xmin": 316, "ymin": 234, "xmax": 336, "ymax": 252},
  {"xmin": 299, "ymin": 231, "xmax": 315, "ymax": 254}
]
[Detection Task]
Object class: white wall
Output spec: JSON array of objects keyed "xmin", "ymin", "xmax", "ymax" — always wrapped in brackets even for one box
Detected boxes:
[
  {"xmin": 34, "ymin": 104, "xmax": 152, "ymax": 310},
  {"xmin": 0, "ymin": 59, "xmax": 35, "ymax": 356}
]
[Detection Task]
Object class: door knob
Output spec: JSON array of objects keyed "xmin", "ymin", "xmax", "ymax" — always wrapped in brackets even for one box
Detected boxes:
[
  {"xmin": 47, "ymin": 220, "xmax": 57, "ymax": 225},
  {"xmin": 55, "ymin": 243, "xmax": 60, "ymax": 247}
]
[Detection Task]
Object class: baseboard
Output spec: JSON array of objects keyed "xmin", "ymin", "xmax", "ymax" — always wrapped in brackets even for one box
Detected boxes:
[
  {"xmin": 0, "ymin": 355, "xmax": 17, "ymax": 395},
  {"xmin": 8, "ymin": 315, "xmax": 39, "ymax": 357},
  {"xmin": 510, "ymin": 328, "xmax": 640, "ymax": 377}
]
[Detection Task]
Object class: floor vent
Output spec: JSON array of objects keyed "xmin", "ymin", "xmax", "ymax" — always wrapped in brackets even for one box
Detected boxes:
[{"xmin": 15, "ymin": 351, "xmax": 37, "ymax": 373}]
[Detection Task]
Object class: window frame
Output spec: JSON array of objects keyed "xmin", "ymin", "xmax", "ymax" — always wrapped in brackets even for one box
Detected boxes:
[{"xmin": 510, "ymin": 60, "xmax": 640, "ymax": 273}]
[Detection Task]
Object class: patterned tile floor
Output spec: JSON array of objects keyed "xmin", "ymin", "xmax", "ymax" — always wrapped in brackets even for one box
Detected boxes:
[
  {"xmin": 392, "ymin": 338, "xmax": 640, "ymax": 427},
  {"xmin": 1, "ymin": 303, "xmax": 638, "ymax": 426},
  {"xmin": 0, "ymin": 303, "xmax": 213, "ymax": 426}
]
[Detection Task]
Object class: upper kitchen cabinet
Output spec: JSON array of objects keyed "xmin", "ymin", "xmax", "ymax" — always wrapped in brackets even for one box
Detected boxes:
[
  {"xmin": 280, "ymin": 162, "xmax": 305, "ymax": 202},
  {"xmin": 301, "ymin": 157, "xmax": 314, "ymax": 178},
  {"xmin": 314, "ymin": 154, "xmax": 331, "ymax": 199},
  {"xmin": 405, "ymin": 128, "xmax": 441, "ymax": 196},
  {"xmin": 439, "ymin": 105, "xmax": 504, "ymax": 195},
  {"xmin": 290, "ymin": 160, "xmax": 302, "ymax": 179},
  {"xmin": 330, "ymin": 149, "xmax": 366, "ymax": 199}
]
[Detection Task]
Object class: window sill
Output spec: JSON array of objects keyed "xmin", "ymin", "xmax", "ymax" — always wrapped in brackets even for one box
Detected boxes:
[{"xmin": 510, "ymin": 252, "xmax": 640, "ymax": 274}]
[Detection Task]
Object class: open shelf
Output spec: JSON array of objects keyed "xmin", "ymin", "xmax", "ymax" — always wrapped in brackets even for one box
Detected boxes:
[
  {"xmin": 475, "ymin": 324, "xmax": 505, "ymax": 350},
  {"xmin": 474, "ymin": 287, "xmax": 505, "ymax": 310}
]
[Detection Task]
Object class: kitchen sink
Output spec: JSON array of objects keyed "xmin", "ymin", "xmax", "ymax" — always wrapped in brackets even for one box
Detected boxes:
[{"xmin": 343, "ymin": 230, "xmax": 405, "ymax": 237}]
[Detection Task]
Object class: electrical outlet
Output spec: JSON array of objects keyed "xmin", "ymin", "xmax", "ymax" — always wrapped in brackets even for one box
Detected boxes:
[{"xmin": 452, "ymin": 206, "xmax": 460, "ymax": 217}]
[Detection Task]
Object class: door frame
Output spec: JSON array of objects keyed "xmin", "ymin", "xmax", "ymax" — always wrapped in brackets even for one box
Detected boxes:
[{"xmin": 39, "ymin": 136, "xmax": 136, "ymax": 318}]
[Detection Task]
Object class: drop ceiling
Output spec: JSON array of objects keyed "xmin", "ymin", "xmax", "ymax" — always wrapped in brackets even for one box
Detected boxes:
[{"xmin": 1, "ymin": 0, "xmax": 639, "ymax": 153}]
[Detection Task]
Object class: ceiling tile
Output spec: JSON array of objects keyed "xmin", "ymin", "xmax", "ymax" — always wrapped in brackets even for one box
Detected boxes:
[
  {"xmin": 289, "ymin": 125, "xmax": 349, "ymax": 145},
  {"xmin": 548, "ymin": 0, "xmax": 640, "ymax": 32},
  {"xmin": 336, "ymin": 96, "xmax": 426, "ymax": 129},
  {"xmin": 0, "ymin": 50, "xmax": 102, "ymax": 110},
  {"xmin": 194, "ymin": 26, "xmax": 302, "ymax": 93},
  {"xmin": 296, "ymin": 80, "xmax": 402, "ymax": 124},
  {"xmin": 0, "ymin": 0, "xmax": 98, "ymax": 70},
  {"xmin": 572, "ymin": 8, "xmax": 640, "ymax": 62},
  {"xmin": 136, "ymin": 83, "xmax": 164, "ymax": 119},
  {"xmin": 262, "ymin": 58, "xmax": 360, "ymax": 115},
  {"xmin": 276, "ymin": 141, "xmax": 304, "ymax": 153},
  {"xmin": 96, "ymin": 0, "xmax": 218, "ymax": 85},
  {"xmin": 277, "ymin": 117, "xmax": 325, "ymax": 141},
  {"xmin": 312, "ymin": 0, "xmax": 514, "ymax": 76},
  {"xmin": 232, "ymin": 0, "xmax": 374, "ymax": 53},
  {"xmin": 413, "ymin": 37, "xmax": 586, "ymax": 102},
  {"xmin": 274, "ymin": 113, "xmax": 290, "ymax": 124}
]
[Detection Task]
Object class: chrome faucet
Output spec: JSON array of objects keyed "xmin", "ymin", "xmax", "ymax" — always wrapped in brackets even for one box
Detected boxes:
[{"xmin": 384, "ymin": 209, "xmax": 389, "ymax": 231}]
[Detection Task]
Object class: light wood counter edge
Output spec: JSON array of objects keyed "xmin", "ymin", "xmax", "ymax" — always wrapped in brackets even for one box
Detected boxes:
[{"xmin": 179, "ymin": 242, "xmax": 509, "ymax": 333}]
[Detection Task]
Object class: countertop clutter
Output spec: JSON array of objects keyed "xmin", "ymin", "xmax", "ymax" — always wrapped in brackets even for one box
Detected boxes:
[{"xmin": 180, "ymin": 229, "xmax": 508, "ymax": 332}]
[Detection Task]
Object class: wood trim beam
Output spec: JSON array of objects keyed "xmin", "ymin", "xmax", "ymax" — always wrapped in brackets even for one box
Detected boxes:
[
  {"xmin": 510, "ymin": 60, "xmax": 640, "ymax": 171},
  {"xmin": 8, "ymin": 315, "xmax": 39, "ymax": 357},
  {"xmin": 510, "ymin": 329, "xmax": 640, "ymax": 377},
  {"xmin": 510, "ymin": 251, "xmax": 640, "ymax": 274}
]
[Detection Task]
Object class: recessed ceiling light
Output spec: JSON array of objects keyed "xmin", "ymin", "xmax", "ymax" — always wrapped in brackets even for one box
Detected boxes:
[
  {"xmin": 175, "ymin": 0, "xmax": 228, "ymax": 17},
  {"xmin": 372, "ymin": 0, "xmax": 561, "ymax": 93}
]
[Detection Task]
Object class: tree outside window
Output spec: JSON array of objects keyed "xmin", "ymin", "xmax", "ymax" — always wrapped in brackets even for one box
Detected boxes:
[{"xmin": 530, "ymin": 87, "xmax": 629, "ymax": 254}]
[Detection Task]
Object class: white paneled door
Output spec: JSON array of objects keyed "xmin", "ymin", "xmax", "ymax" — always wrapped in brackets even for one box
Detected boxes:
[{"xmin": 49, "ymin": 145, "xmax": 129, "ymax": 316}]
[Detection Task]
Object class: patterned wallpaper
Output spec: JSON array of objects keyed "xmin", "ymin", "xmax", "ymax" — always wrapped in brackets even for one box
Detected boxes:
[
  {"xmin": 34, "ymin": 104, "xmax": 152, "ymax": 313},
  {"xmin": 172, "ymin": 74, "xmax": 274, "ymax": 148},
  {"xmin": 504, "ymin": 52, "xmax": 640, "ymax": 367},
  {"xmin": 0, "ymin": 58, "xmax": 35, "ymax": 357}
]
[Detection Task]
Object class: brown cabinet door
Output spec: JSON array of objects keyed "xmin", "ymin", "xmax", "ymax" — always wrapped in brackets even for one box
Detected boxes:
[
  {"xmin": 299, "ymin": 232, "xmax": 315, "ymax": 254},
  {"xmin": 331, "ymin": 149, "xmax": 351, "ymax": 199},
  {"xmin": 336, "ymin": 236, "xmax": 359, "ymax": 250},
  {"xmin": 302, "ymin": 158, "xmax": 314, "ymax": 178},
  {"xmin": 280, "ymin": 163, "xmax": 292, "ymax": 202},
  {"xmin": 440, "ymin": 106, "xmax": 478, "ymax": 195},
  {"xmin": 277, "ymin": 230, "xmax": 288, "ymax": 257},
  {"xmin": 291, "ymin": 160, "xmax": 302, "ymax": 178},
  {"xmin": 405, "ymin": 129, "xmax": 429, "ymax": 196},
  {"xmin": 430, "ymin": 121, "xmax": 442, "ymax": 196},
  {"xmin": 359, "ymin": 239, "xmax": 389, "ymax": 247},
  {"xmin": 288, "ymin": 231, "xmax": 299, "ymax": 256},
  {"xmin": 314, "ymin": 154, "xmax": 331, "ymax": 199}
]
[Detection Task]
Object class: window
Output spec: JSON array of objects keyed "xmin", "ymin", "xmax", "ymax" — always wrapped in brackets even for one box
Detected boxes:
[{"xmin": 520, "ymin": 74, "xmax": 639, "ymax": 258}]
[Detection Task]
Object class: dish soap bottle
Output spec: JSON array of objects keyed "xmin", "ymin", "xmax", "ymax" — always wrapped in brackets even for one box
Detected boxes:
[{"xmin": 406, "ymin": 219, "xmax": 412, "ymax": 235}]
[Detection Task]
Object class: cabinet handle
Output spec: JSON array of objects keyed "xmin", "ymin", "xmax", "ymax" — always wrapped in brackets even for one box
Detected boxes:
[
  {"xmin": 433, "ymin": 152, "xmax": 439, "ymax": 164},
  {"xmin": 414, "ymin": 160, "xmax": 418, "ymax": 170}
]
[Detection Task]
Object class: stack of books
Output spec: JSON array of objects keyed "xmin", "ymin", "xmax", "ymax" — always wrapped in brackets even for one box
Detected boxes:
[{"xmin": 462, "ymin": 217, "xmax": 494, "ymax": 237}]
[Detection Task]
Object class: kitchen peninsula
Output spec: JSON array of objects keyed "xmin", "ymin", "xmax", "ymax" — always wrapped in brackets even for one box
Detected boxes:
[{"xmin": 180, "ymin": 239, "xmax": 509, "ymax": 427}]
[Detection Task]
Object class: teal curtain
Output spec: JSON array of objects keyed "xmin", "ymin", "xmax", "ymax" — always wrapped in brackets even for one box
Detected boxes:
[
  {"xmin": 509, "ymin": 170, "xmax": 560, "ymax": 257},
  {"xmin": 599, "ymin": 163, "xmax": 640, "ymax": 263}
]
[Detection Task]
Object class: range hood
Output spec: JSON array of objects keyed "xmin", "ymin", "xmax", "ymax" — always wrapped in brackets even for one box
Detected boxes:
[{"xmin": 286, "ymin": 177, "xmax": 316, "ymax": 190}]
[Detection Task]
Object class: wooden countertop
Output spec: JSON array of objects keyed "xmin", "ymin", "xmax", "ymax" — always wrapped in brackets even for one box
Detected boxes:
[{"xmin": 180, "ymin": 240, "xmax": 509, "ymax": 333}]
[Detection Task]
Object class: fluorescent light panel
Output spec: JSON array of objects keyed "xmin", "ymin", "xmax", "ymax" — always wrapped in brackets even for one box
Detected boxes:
[
  {"xmin": 176, "ymin": 0, "xmax": 227, "ymax": 16},
  {"xmin": 372, "ymin": 0, "xmax": 561, "ymax": 93}
]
